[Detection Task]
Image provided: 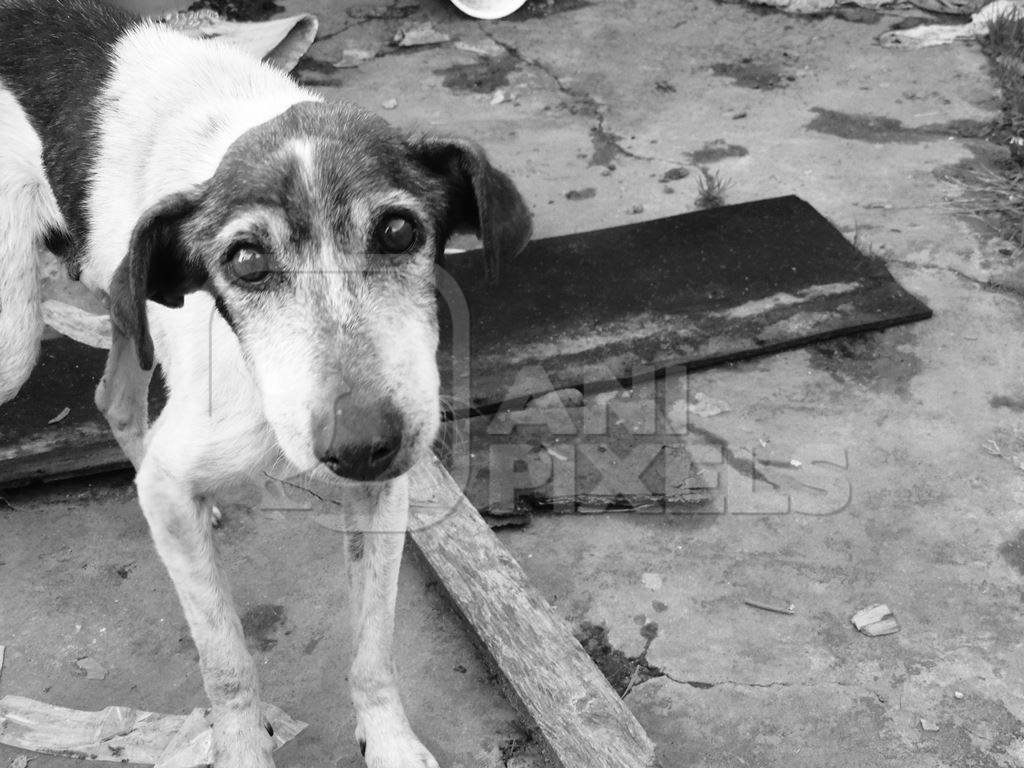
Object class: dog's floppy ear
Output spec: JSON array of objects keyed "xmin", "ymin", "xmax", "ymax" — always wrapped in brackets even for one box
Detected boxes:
[
  {"xmin": 109, "ymin": 189, "xmax": 208, "ymax": 371},
  {"xmin": 411, "ymin": 137, "xmax": 532, "ymax": 283}
]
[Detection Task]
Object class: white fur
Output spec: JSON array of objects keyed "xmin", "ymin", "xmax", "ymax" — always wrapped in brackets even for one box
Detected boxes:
[
  {"xmin": 82, "ymin": 23, "xmax": 321, "ymax": 293},
  {"xmin": 0, "ymin": 86, "xmax": 66, "ymax": 403}
]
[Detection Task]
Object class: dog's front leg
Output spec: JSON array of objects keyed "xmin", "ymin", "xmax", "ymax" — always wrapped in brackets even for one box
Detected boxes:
[
  {"xmin": 135, "ymin": 454, "xmax": 274, "ymax": 768},
  {"xmin": 345, "ymin": 474, "xmax": 439, "ymax": 768}
]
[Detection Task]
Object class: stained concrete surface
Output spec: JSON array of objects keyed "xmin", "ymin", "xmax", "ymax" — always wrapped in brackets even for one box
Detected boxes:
[{"xmin": 3, "ymin": 0, "xmax": 1024, "ymax": 766}]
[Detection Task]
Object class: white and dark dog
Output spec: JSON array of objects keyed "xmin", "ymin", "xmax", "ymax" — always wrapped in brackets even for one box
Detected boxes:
[{"xmin": 0, "ymin": 1, "xmax": 531, "ymax": 765}]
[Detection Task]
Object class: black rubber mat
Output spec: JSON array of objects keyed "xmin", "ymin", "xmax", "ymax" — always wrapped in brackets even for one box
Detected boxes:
[{"xmin": 0, "ymin": 195, "xmax": 931, "ymax": 486}]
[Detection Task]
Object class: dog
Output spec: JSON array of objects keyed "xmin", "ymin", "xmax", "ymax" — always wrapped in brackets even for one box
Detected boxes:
[{"xmin": 0, "ymin": 1, "xmax": 531, "ymax": 765}]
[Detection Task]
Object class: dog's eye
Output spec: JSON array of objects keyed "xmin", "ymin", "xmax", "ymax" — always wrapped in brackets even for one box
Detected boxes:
[
  {"xmin": 377, "ymin": 215, "xmax": 417, "ymax": 254},
  {"xmin": 228, "ymin": 248, "xmax": 273, "ymax": 285}
]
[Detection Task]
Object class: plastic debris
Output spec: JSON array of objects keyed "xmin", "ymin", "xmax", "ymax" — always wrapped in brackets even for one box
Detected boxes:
[
  {"xmin": 161, "ymin": 10, "xmax": 317, "ymax": 72},
  {"xmin": 851, "ymin": 604, "xmax": 900, "ymax": 636},
  {"xmin": 879, "ymin": 0, "xmax": 1024, "ymax": 48},
  {"xmin": 392, "ymin": 21, "xmax": 451, "ymax": 47},
  {"xmin": 744, "ymin": 598, "xmax": 796, "ymax": 615},
  {"xmin": 0, "ymin": 696, "xmax": 305, "ymax": 767},
  {"xmin": 47, "ymin": 407, "xmax": 70, "ymax": 425}
]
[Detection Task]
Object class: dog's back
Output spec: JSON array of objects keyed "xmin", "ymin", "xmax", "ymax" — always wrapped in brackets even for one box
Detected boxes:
[{"xmin": 0, "ymin": 0, "xmax": 135, "ymax": 262}]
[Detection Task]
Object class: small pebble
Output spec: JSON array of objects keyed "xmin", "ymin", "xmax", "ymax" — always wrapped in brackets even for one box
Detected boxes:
[{"xmin": 381, "ymin": 98, "xmax": 398, "ymax": 110}]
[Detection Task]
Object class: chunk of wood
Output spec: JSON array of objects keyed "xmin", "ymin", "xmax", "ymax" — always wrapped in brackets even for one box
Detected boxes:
[
  {"xmin": 0, "ymin": 695, "xmax": 304, "ymax": 766},
  {"xmin": 408, "ymin": 455, "xmax": 657, "ymax": 768}
]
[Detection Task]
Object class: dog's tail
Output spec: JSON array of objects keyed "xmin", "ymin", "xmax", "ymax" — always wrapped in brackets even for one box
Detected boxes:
[{"xmin": 0, "ymin": 141, "xmax": 66, "ymax": 405}]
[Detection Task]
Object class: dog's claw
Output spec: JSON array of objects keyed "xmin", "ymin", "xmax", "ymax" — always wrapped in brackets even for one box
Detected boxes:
[
  {"xmin": 265, "ymin": 721, "xmax": 275, "ymax": 737},
  {"xmin": 358, "ymin": 738, "xmax": 367, "ymax": 757}
]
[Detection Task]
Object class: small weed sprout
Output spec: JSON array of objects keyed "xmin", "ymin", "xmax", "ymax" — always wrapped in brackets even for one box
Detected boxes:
[{"xmin": 695, "ymin": 168, "xmax": 731, "ymax": 209}]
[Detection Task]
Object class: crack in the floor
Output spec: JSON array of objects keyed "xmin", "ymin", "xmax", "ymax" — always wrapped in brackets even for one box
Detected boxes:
[
  {"xmin": 887, "ymin": 257, "xmax": 1024, "ymax": 298},
  {"xmin": 662, "ymin": 672, "xmax": 859, "ymax": 690},
  {"xmin": 475, "ymin": 25, "xmax": 669, "ymax": 167}
]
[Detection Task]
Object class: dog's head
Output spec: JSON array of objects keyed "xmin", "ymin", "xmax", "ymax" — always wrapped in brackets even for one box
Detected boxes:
[{"xmin": 109, "ymin": 101, "xmax": 531, "ymax": 481}]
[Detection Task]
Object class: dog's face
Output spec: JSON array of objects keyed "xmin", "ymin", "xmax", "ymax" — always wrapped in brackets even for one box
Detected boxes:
[{"xmin": 109, "ymin": 101, "xmax": 531, "ymax": 481}]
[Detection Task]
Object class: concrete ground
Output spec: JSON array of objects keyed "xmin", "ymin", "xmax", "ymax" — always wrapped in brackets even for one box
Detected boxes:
[{"xmin": 4, "ymin": 0, "xmax": 1024, "ymax": 766}]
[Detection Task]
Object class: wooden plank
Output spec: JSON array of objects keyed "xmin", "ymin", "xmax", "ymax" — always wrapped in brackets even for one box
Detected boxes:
[
  {"xmin": 408, "ymin": 455, "xmax": 658, "ymax": 768},
  {"xmin": 0, "ymin": 423, "xmax": 129, "ymax": 488}
]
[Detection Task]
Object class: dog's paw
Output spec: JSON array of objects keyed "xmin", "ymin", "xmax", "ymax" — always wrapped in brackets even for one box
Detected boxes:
[
  {"xmin": 211, "ymin": 708, "xmax": 276, "ymax": 768},
  {"xmin": 355, "ymin": 721, "xmax": 439, "ymax": 768}
]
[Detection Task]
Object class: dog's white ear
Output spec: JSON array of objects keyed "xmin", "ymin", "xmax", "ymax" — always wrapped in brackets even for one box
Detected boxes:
[
  {"xmin": 109, "ymin": 189, "xmax": 208, "ymax": 370},
  {"xmin": 411, "ymin": 137, "xmax": 532, "ymax": 283}
]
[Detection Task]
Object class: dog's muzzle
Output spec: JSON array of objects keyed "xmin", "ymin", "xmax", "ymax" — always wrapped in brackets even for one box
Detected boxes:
[{"xmin": 315, "ymin": 393, "xmax": 407, "ymax": 481}]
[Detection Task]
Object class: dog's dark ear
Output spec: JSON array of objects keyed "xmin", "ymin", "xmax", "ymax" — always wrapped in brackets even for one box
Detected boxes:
[
  {"xmin": 109, "ymin": 189, "xmax": 208, "ymax": 371},
  {"xmin": 411, "ymin": 137, "xmax": 532, "ymax": 283}
]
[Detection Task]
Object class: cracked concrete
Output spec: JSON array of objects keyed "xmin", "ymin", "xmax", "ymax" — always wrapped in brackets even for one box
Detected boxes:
[{"xmin": 5, "ymin": 0, "xmax": 1024, "ymax": 766}]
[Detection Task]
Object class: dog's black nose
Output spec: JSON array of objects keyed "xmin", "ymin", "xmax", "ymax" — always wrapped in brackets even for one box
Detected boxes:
[{"xmin": 316, "ymin": 397, "xmax": 405, "ymax": 481}]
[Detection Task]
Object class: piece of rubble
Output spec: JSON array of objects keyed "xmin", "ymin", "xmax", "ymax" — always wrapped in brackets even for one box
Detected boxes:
[
  {"xmin": 919, "ymin": 718, "xmax": 940, "ymax": 732},
  {"xmin": 688, "ymin": 392, "xmax": 731, "ymax": 418},
  {"xmin": 0, "ymin": 695, "xmax": 305, "ymax": 767},
  {"xmin": 641, "ymin": 573, "xmax": 663, "ymax": 591},
  {"xmin": 392, "ymin": 21, "xmax": 451, "ymax": 48},
  {"xmin": 851, "ymin": 604, "xmax": 900, "ymax": 636},
  {"xmin": 454, "ymin": 39, "xmax": 506, "ymax": 57},
  {"xmin": 381, "ymin": 98, "xmax": 398, "ymax": 110},
  {"xmin": 333, "ymin": 47, "xmax": 379, "ymax": 68},
  {"xmin": 74, "ymin": 657, "xmax": 107, "ymax": 681}
]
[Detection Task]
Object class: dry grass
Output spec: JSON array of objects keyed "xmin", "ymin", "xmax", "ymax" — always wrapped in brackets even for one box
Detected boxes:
[
  {"xmin": 944, "ymin": 163, "xmax": 1024, "ymax": 245},
  {"xmin": 955, "ymin": 14, "xmax": 1024, "ymax": 245}
]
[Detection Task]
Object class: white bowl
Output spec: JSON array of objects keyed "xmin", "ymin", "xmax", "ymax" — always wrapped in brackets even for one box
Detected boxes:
[{"xmin": 449, "ymin": 0, "xmax": 527, "ymax": 20}]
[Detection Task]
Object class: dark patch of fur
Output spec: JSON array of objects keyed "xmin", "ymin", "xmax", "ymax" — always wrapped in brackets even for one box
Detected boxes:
[
  {"xmin": 212, "ymin": 289, "xmax": 237, "ymax": 332},
  {"xmin": 110, "ymin": 191, "xmax": 209, "ymax": 369},
  {"xmin": 0, "ymin": 0, "xmax": 137, "ymax": 274},
  {"xmin": 42, "ymin": 223, "xmax": 76, "ymax": 269}
]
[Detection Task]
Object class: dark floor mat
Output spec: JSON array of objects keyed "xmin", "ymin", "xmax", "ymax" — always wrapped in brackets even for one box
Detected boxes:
[{"xmin": 0, "ymin": 195, "xmax": 930, "ymax": 487}]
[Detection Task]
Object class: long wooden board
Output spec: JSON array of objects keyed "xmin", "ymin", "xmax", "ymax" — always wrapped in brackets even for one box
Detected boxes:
[{"xmin": 408, "ymin": 456, "xmax": 657, "ymax": 768}]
